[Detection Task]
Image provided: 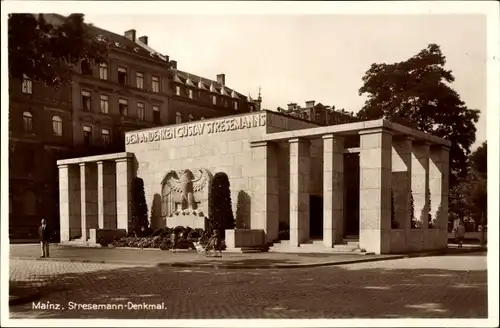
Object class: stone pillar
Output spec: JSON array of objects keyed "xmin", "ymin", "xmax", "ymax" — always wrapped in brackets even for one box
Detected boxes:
[
  {"xmin": 391, "ymin": 137, "xmax": 413, "ymax": 231},
  {"xmin": 359, "ymin": 128, "xmax": 392, "ymax": 254},
  {"xmin": 411, "ymin": 142, "xmax": 430, "ymax": 229},
  {"xmin": 80, "ymin": 163, "xmax": 98, "ymax": 241},
  {"xmin": 116, "ymin": 157, "xmax": 133, "ymax": 232},
  {"xmin": 97, "ymin": 161, "xmax": 117, "ymax": 229},
  {"xmin": 430, "ymin": 145, "xmax": 450, "ymax": 248},
  {"xmin": 58, "ymin": 164, "xmax": 81, "ymax": 242},
  {"xmin": 322, "ymin": 134, "xmax": 344, "ymax": 247},
  {"xmin": 250, "ymin": 141, "xmax": 279, "ymax": 243},
  {"xmin": 289, "ymin": 138, "xmax": 311, "ymax": 247}
]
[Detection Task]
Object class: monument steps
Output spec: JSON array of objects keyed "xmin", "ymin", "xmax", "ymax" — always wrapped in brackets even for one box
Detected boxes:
[{"xmin": 269, "ymin": 239, "xmax": 367, "ymax": 254}]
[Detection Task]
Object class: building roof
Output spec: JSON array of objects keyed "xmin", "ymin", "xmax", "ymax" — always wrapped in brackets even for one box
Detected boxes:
[
  {"xmin": 42, "ymin": 14, "xmax": 169, "ymax": 65},
  {"xmin": 174, "ymin": 70, "xmax": 249, "ymax": 102}
]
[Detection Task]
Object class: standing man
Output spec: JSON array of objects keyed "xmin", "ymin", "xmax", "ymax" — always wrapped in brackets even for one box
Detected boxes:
[{"xmin": 38, "ymin": 219, "xmax": 50, "ymax": 258}]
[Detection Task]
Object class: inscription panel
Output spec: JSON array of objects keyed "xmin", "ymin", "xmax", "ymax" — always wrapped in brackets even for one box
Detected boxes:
[{"xmin": 126, "ymin": 113, "xmax": 267, "ymax": 145}]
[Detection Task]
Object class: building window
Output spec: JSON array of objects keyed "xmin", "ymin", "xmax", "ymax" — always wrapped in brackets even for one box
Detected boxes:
[
  {"xmin": 153, "ymin": 105, "xmax": 160, "ymax": 124},
  {"xmin": 81, "ymin": 90, "xmax": 91, "ymax": 111},
  {"xmin": 201, "ymin": 116, "xmax": 205, "ymax": 120},
  {"xmin": 22, "ymin": 75, "xmax": 33, "ymax": 94},
  {"xmin": 22, "ymin": 191, "xmax": 37, "ymax": 216},
  {"xmin": 188, "ymin": 89, "xmax": 193, "ymax": 99},
  {"xmin": 100, "ymin": 95, "xmax": 109, "ymax": 114},
  {"xmin": 136, "ymin": 72, "xmax": 144, "ymax": 89},
  {"xmin": 81, "ymin": 60, "xmax": 93, "ymax": 75},
  {"xmin": 137, "ymin": 102, "xmax": 145, "ymax": 120},
  {"xmin": 175, "ymin": 112, "xmax": 182, "ymax": 124},
  {"xmin": 175, "ymin": 85, "xmax": 181, "ymax": 96},
  {"xmin": 212, "ymin": 95, "xmax": 217, "ymax": 105},
  {"xmin": 152, "ymin": 76, "xmax": 160, "ymax": 92},
  {"xmin": 99, "ymin": 63, "xmax": 108, "ymax": 80},
  {"xmin": 23, "ymin": 111, "xmax": 33, "ymax": 132},
  {"xmin": 119, "ymin": 98, "xmax": 128, "ymax": 116},
  {"xmin": 83, "ymin": 125, "xmax": 92, "ymax": 145},
  {"xmin": 224, "ymin": 99, "xmax": 228, "ymax": 107},
  {"xmin": 52, "ymin": 116, "xmax": 63, "ymax": 136},
  {"xmin": 188, "ymin": 114, "xmax": 194, "ymax": 122},
  {"xmin": 233, "ymin": 101, "xmax": 239, "ymax": 110},
  {"xmin": 250, "ymin": 105, "xmax": 254, "ymax": 111},
  {"xmin": 118, "ymin": 67, "xmax": 128, "ymax": 85},
  {"xmin": 101, "ymin": 128, "xmax": 110, "ymax": 145}
]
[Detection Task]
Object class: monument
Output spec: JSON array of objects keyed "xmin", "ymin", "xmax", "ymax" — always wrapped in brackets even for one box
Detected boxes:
[{"xmin": 57, "ymin": 110, "xmax": 450, "ymax": 254}]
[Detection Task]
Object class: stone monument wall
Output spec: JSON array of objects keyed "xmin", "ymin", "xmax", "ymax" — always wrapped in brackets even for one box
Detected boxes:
[{"xmin": 125, "ymin": 111, "xmax": 320, "ymax": 230}]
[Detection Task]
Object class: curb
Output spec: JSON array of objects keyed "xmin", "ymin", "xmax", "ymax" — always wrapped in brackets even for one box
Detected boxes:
[{"xmin": 10, "ymin": 248, "xmax": 485, "ymax": 269}]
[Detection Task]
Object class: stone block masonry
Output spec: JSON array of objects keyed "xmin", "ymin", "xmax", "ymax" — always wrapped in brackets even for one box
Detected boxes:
[{"xmin": 58, "ymin": 112, "xmax": 451, "ymax": 255}]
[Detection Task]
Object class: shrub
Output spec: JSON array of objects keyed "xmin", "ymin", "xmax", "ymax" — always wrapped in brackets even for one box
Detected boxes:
[
  {"xmin": 130, "ymin": 177, "xmax": 149, "ymax": 232},
  {"xmin": 208, "ymin": 172, "xmax": 235, "ymax": 238}
]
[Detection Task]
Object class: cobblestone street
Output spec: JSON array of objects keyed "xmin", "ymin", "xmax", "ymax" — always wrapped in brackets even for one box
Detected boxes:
[{"xmin": 9, "ymin": 252, "xmax": 488, "ymax": 319}]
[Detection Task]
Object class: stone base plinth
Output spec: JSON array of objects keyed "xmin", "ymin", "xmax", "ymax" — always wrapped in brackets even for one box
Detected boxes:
[
  {"xmin": 166, "ymin": 214, "xmax": 207, "ymax": 230},
  {"xmin": 89, "ymin": 228, "xmax": 127, "ymax": 244},
  {"xmin": 225, "ymin": 229, "xmax": 267, "ymax": 249}
]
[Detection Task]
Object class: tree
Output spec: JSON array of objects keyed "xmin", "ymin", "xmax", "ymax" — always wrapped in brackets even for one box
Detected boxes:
[
  {"xmin": 357, "ymin": 44, "xmax": 480, "ymax": 188},
  {"xmin": 449, "ymin": 142, "xmax": 487, "ymax": 227},
  {"xmin": 8, "ymin": 13, "xmax": 108, "ymax": 86},
  {"xmin": 208, "ymin": 173, "xmax": 235, "ymax": 238},
  {"xmin": 130, "ymin": 177, "xmax": 149, "ymax": 233}
]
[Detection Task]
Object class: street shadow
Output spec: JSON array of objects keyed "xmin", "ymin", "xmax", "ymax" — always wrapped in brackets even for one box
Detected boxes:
[{"xmin": 9, "ymin": 260, "xmax": 487, "ymax": 319}]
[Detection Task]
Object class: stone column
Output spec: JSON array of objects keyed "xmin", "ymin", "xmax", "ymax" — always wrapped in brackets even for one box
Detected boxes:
[
  {"xmin": 322, "ymin": 134, "xmax": 344, "ymax": 247},
  {"xmin": 250, "ymin": 141, "xmax": 279, "ymax": 243},
  {"xmin": 58, "ymin": 164, "xmax": 81, "ymax": 242},
  {"xmin": 391, "ymin": 137, "xmax": 413, "ymax": 230},
  {"xmin": 97, "ymin": 161, "xmax": 117, "ymax": 229},
  {"xmin": 359, "ymin": 128, "xmax": 392, "ymax": 254},
  {"xmin": 289, "ymin": 138, "xmax": 311, "ymax": 247},
  {"xmin": 116, "ymin": 157, "xmax": 133, "ymax": 231},
  {"xmin": 80, "ymin": 163, "xmax": 98, "ymax": 241},
  {"xmin": 430, "ymin": 145, "xmax": 450, "ymax": 249},
  {"xmin": 411, "ymin": 142, "xmax": 430, "ymax": 229}
]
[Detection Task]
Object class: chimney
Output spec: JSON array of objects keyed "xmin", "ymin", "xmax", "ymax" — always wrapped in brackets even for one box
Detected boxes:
[
  {"xmin": 217, "ymin": 74, "xmax": 225, "ymax": 86},
  {"xmin": 305, "ymin": 100, "xmax": 315, "ymax": 108},
  {"xmin": 287, "ymin": 103, "xmax": 297, "ymax": 111},
  {"xmin": 124, "ymin": 29, "xmax": 136, "ymax": 42},
  {"xmin": 138, "ymin": 35, "xmax": 148, "ymax": 45},
  {"xmin": 170, "ymin": 60, "xmax": 177, "ymax": 70}
]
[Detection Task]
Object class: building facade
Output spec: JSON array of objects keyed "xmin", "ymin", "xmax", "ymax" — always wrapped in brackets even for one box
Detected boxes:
[
  {"xmin": 8, "ymin": 15, "xmax": 259, "ymax": 240},
  {"xmin": 277, "ymin": 101, "xmax": 358, "ymax": 126}
]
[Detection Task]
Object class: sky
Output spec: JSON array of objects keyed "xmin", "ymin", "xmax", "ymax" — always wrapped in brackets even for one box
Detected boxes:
[{"xmin": 81, "ymin": 14, "xmax": 487, "ymax": 149}]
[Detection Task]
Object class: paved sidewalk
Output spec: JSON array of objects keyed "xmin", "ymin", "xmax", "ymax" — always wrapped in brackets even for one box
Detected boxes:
[{"xmin": 9, "ymin": 244, "xmax": 484, "ymax": 269}]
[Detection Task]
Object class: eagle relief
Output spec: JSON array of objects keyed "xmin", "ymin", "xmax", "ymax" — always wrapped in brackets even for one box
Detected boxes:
[{"xmin": 161, "ymin": 169, "xmax": 211, "ymax": 223}]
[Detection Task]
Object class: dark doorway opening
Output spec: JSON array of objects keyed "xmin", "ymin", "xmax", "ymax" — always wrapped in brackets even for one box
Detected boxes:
[
  {"xmin": 309, "ymin": 195, "xmax": 323, "ymax": 239},
  {"xmin": 344, "ymin": 153, "xmax": 360, "ymax": 237}
]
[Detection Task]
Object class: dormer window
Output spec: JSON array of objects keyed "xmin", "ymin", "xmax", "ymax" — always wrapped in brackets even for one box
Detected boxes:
[
  {"xmin": 212, "ymin": 95, "xmax": 217, "ymax": 105},
  {"xmin": 175, "ymin": 85, "xmax": 181, "ymax": 96},
  {"xmin": 233, "ymin": 101, "xmax": 238, "ymax": 110},
  {"xmin": 188, "ymin": 89, "xmax": 193, "ymax": 99}
]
